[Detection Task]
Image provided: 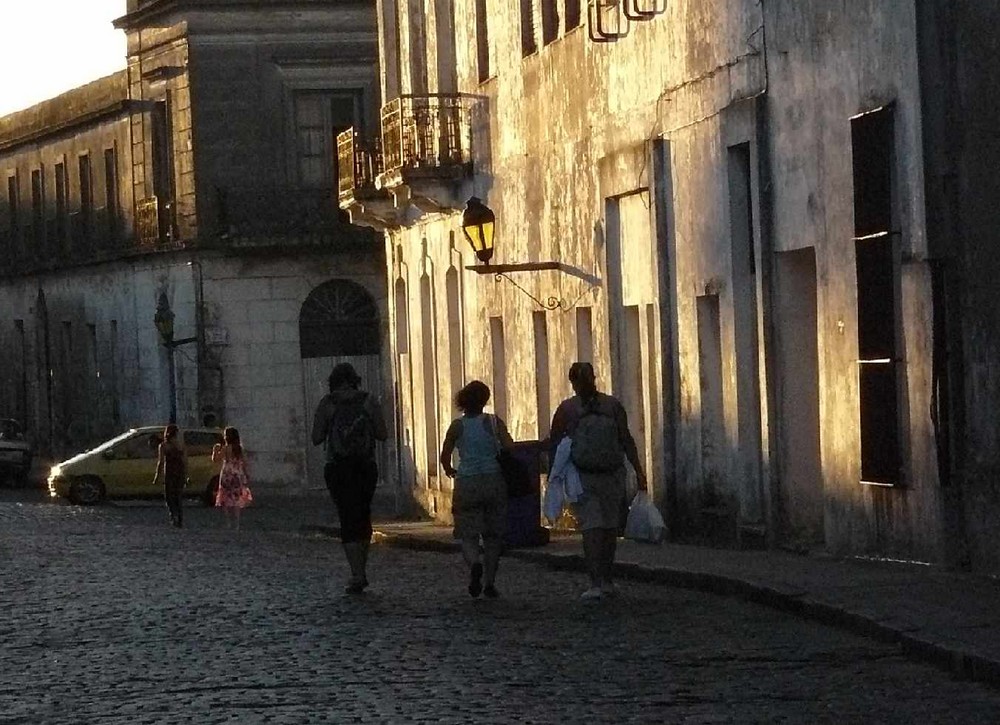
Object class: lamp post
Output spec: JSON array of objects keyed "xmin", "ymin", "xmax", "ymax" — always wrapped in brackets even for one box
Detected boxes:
[
  {"xmin": 154, "ymin": 292, "xmax": 198, "ymax": 425},
  {"xmin": 153, "ymin": 293, "xmax": 178, "ymax": 424},
  {"xmin": 461, "ymin": 196, "xmax": 496, "ymax": 264}
]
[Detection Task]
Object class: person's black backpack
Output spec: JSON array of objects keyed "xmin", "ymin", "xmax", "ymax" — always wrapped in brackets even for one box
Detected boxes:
[
  {"xmin": 327, "ymin": 394, "xmax": 375, "ymax": 459},
  {"xmin": 570, "ymin": 397, "xmax": 624, "ymax": 473}
]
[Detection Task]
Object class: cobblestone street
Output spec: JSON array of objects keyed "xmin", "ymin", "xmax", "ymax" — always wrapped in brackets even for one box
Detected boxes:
[{"xmin": 2, "ymin": 492, "xmax": 999, "ymax": 724}]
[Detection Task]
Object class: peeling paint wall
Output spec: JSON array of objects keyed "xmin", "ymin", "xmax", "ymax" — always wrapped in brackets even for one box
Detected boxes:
[{"xmin": 377, "ymin": 0, "xmax": 968, "ymax": 562}]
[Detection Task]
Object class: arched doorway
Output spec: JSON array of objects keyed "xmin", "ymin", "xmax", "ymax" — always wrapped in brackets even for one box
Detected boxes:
[{"xmin": 300, "ymin": 279, "xmax": 383, "ymax": 489}]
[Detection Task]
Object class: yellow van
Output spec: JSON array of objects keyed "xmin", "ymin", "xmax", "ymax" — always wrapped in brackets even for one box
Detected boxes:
[{"xmin": 47, "ymin": 426, "xmax": 224, "ymax": 505}]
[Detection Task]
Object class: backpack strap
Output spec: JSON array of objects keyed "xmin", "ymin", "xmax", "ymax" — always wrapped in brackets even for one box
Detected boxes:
[{"xmin": 485, "ymin": 414, "xmax": 502, "ymax": 456}]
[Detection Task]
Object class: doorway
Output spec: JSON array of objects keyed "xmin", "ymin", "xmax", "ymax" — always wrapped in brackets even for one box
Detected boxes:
[
  {"xmin": 773, "ymin": 248, "xmax": 823, "ymax": 546},
  {"xmin": 299, "ymin": 279, "xmax": 383, "ymax": 491}
]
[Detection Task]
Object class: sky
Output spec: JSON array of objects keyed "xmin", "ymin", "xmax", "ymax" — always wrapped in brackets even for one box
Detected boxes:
[{"xmin": 0, "ymin": 0, "xmax": 128, "ymax": 117}]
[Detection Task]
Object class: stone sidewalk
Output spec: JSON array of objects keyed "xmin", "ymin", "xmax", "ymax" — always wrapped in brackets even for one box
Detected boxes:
[{"xmin": 360, "ymin": 519, "xmax": 1000, "ymax": 688}]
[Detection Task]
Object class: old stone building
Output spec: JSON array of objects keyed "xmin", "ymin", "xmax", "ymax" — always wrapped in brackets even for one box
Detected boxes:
[
  {"xmin": 0, "ymin": 0, "xmax": 394, "ymax": 496},
  {"xmin": 339, "ymin": 1, "xmax": 1000, "ymax": 569}
]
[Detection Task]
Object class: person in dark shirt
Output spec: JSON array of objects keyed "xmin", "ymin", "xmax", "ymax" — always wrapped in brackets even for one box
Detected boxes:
[
  {"xmin": 549, "ymin": 362, "xmax": 647, "ymax": 600},
  {"xmin": 311, "ymin": 363, "xmax": 388, "ymax": 594}
]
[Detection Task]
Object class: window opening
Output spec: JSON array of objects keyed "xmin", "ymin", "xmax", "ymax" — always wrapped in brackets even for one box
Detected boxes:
[
  {"xmin": 852, "ymin": 105, "xmax": 901, "ymax": 486},
  {"xmin": 30, "ymin": 168, "xmax": 44, "ymax": 255},
  {"xmin": 565, "ymin": 0, "xmax": 582, "ymax": 29},
  {"xmin": 475, "ymin": 0, "xmax": 491, "ymax": 81},
  {"xmin": 542, "ymin": 0, "xmax": 559, "ymax": 44},
  {"xmin": 521, "ymin": 0, "xmax": 538, "ymax": 55},
  {"xmin": 54, "ymin": 162, "xmax": 67, "ymax": 252}
]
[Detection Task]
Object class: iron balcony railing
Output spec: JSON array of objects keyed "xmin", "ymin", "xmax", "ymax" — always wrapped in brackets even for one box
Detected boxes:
[
  {"xmin": 214, "ymin": 185, "xmax": 375, "ymax": 248},
  {"xmin": 337, "ymin": 129, "xmax": 383, "ymax": 202},
  {"xmin": 380, "ymin": 94, "xmax": 474, "ymax": 176},
  {"xmin": 135, "ymin": 197, "xmax": 164, "ymax": 248}
]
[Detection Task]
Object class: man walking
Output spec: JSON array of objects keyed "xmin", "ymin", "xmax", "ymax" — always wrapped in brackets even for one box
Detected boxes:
[
  {"xmin": 312, "ymin": 362, "xmax": 388, "ymax": 593},
  {"xmin": 549, "ymin": 362, "xmax": 648, "ymax": 600}
]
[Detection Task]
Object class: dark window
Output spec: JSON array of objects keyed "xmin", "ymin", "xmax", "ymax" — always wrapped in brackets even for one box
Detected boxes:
[
  {"xmin": 728, "ymin": 143, "xmax": 755, "ymax": 275},
  {"xmin": 294, "ymin": 92, "xmax": 359, "ymax": 188},
  {"xmin": 565, "ymin": 0, "xmax": 582, "ymax": 29},
  {"xmin": 78, "ymin": 154, "xmax": 93, "ymax": 250},
  {"xmin": 30, "ymin": 169, "xmax": 44, "ymax": 253},
  {"xmin": 521, "ymin": 0, "xmax": 537, "ymax": 56},
  {"xmin": 853, "ymin": 109, "xmax": 894, "ymax": 238},
  {"xmin": 299, "ymin": 279, "xmax": 380, "ymax": 358},
  {"xmin": 394, "ymin": 277, "xmax": 410, "ymax": 354},
  {"xmin": 542, "ymin": 0, "xmax": 559, "ymax": 44},
  {"xmin": 78, "ymin": 154, "xmax": 92, "ymax": 220},
  {"xmin": 54, "ymin": 162, "xmax": 67, "ymax": 250},
  {"xmin": 852, "ymin": 105, "xmax": 900, "ymax": 485},
  {"xmin": 151, "ymin": 100, "xmax": 174, "ymax": 205},
  {"xmin": 7, "ymin": 174, "xmax": 19, "ymax": 251},
  {"xmin": 475, "ymin": 0, "xmax": 491, "ymax": 81},
  {"xmin": 104, "ymin": 147, "xmax": 119, "ymax": 226}
]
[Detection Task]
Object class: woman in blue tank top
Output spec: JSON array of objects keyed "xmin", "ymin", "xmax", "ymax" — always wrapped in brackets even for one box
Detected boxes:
[{"xmin": 440, "ymin": 380, "xmax": 514, "ymax": 598}]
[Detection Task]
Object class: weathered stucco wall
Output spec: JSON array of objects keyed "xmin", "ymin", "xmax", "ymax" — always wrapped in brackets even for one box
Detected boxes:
[
  {"xmin": 200, "ymin": 249, "xmax": 389, "ymax": 490},
  {"xmin": 764, "ymin": 1, "xmax": 941, "ymax": 560},
  {"xmin": 382, "ymin": 0, "xmax": 955, "ymax": 562},
  {"xmin": 0, "ymin": 259, "xmax": 197, "ymax": 458}
]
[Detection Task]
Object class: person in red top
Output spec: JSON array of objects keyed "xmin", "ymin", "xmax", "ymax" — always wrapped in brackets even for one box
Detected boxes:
[{"xmin": 549, "ymin": 362, "xmax": 647, "ymax": 600}]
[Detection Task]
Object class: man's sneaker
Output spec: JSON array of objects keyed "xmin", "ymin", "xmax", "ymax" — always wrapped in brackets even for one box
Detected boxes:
[
  {"xmin": 580, "ymin": 587, "xmax": 603, "ymax": 601},
  {"xmin": 600, "ymin": 582, "xmax": 620, "ymax": 597},
  {"xmin": 483, "ymin": 585, "xmax": 500, "ymax": 599}
]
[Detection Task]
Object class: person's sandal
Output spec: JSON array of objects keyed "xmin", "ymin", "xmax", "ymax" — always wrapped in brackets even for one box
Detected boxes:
[
  {"xmin": 468, "ymin": 563, "xmax": 483, "ymax": 598},
  {"xmin": 344, "ymin": 577, "xmax": 365, "ymax": 594}
]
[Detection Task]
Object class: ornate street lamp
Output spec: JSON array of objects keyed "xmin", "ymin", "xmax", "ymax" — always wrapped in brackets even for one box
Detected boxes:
[
  {"xmin": 461, "ymin": 196, "xmax": 496, "ymax": 264},
  {"xmin": 153, "ymin": 292, "xmax": 175, "ymax": 346}
]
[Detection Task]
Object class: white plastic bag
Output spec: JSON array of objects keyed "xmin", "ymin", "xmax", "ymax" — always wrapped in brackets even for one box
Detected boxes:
[
  {"xmin": 543, "ymin": 478, "xmax": 566, "ymax": 523},
  {"xmin": 624, "ymin": 492, "xmax": 666, "ymax": 544}
]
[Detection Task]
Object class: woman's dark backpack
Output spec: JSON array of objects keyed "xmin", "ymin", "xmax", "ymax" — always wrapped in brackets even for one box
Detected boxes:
[{"xmin": 327, "ymin": 394, "xmax": 375, "ymax": 459}]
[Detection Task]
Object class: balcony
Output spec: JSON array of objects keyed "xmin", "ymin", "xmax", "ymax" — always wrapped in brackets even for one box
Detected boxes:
[
  {"xmin": 337, "ymin": 128, "xmax": 398, "ymax": 230},
  {"xmin": 377, "ymin": 94, "xmax": 475, "ymax": 213},
  {"xmin": 212, "ymin": 185, "xmax": 376, "ymax": 250},
  {"xmin": 135, "ymin": 196, "xmax": 180, "ymax": 251}
]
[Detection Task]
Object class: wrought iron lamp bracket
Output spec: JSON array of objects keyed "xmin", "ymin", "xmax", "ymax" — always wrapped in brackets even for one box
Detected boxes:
[
  {"xmin": 623, "ymin": 0, "xmax": 666, "ymax": 21},
  {"xmin": 588, "ymin": 0, "xmax": 631, "ymax": 42},
  {"xmin": 465, "ymin": 262, "xmax": 601, "ymax": 312}
]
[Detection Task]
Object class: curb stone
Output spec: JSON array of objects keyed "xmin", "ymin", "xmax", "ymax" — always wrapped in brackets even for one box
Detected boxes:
[{"xmin": 317, "ymin": 523, "xmax": 1000, "ymax": 689}]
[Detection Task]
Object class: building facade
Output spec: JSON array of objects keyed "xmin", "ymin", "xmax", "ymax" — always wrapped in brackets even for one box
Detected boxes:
[
  {"xmin": 339, "ymin": 1, "xmax": 1000, "ymax": 569},
  {"xmin": 0, "ymin": 0, "xmax": 395, "ymax": 496}
]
